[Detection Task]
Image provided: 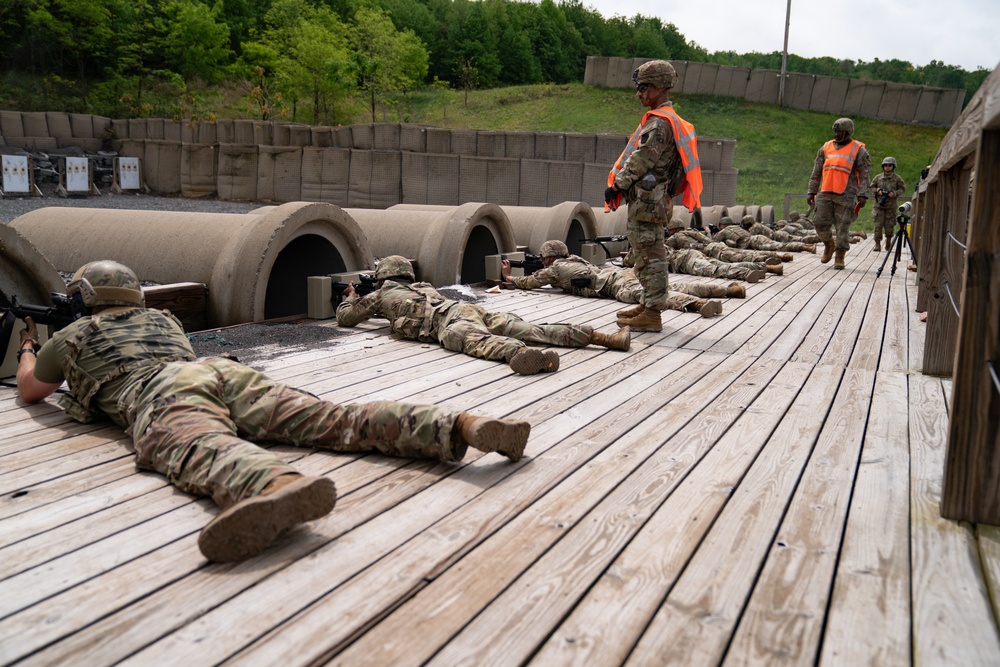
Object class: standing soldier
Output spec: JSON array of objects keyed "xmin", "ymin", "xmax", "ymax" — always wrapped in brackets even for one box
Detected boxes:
[
  {"xmin": 870, "ymin": 156, "xmax": 906, "ymax": 251},
  {"xmin": 806, "ymin": 117, "xmax": 871, "ymax": 269},
  {"xmin": 604, "ymin": 59, "xmax": 703, "ymax": 333}
]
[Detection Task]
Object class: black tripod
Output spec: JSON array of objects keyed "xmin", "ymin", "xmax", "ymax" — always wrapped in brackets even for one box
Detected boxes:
[{"xmin": 875, "ymin": 214, "xmax": 915, "ymax": 277}]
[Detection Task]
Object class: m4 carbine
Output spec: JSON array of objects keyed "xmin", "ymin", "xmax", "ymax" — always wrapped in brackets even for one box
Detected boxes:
[
  {"xmin": 331, "ymin": 273, "xmax": 380, "ymax": 307},
  {"xmin": 503, "ymin": 254, "xmax": 544, "ymax": 274},
  {"xmin": 1, "ymin": 294, "xmax": 81, "ymax": 371}
]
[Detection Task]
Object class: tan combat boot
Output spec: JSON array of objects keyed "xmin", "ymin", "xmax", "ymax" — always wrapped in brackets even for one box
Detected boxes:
[
  {"xmin": 802, "ymin": 243, "xmax": 817, "ymax": 254},
  {"xmin": 834, "ymin": 249, "xmax": 846, "ymax": 269},
  {"xmin": 766, "ymin": 263, "xmax": 783, "ymax": 276},
  {"xmin": 781, "ymin": 253, "xmax": 794, "ymax": 262},
  {"xmin": 820, "ymin": 240, "xmax": 835, "ymax": 263},
  {"xmin": 619, "ymin": 306, "xmax": 662, "ymax": 332},
  {"xmin": 509, "ymin": 347, "xmax": 560, "ymax": 375},
  {"xmin": 745, "ymin": 270, "xmax": 766, "ymax": 283},
  {"xmin": 697, "ymin": 300, "xmax": 722, "ymax": 318},
  {"xmin": 591, "ymin": 326, "xmax": 631, "ymax": 351},
  {"xmin": 616, "ymin": 303, "xmax": 644, "ymax": 320},
  {"xmin": 454, "ymin": 413, "xmax": 531, "ymax": 462},
  {"xmin": 857, "ymin": 229, "xmax": 867, "ymax": 239},
  {"xmin": 198, "ymin": 474, "xmax": 337, "ymax": 563},
  {"xmin": 726, "ymin": 282, "xmax": 746, "ymax": 298},
  {"xmin": 765, "ymin": 256, "xmax": 782, "ymax": 266},
  {"xmin": 873, "ymin": 239, "xmax": 881, "ymax": 252}
]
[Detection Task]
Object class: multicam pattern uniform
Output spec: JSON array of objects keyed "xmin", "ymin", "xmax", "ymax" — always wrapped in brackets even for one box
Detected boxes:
[
  {"xmin": 32, "ymin": 308, "xmax": 464, "ymax": 509},
  {"xmin": 613, "ymin": 104, "xmax": 688, "ymax": 311},
  {"xmin": 667, "ymin": 229, "xmax": 785, "ymax": 264},
  {"xmin": 665, "ymin": 248, "xmax": 766, "ymax": 281},
  {"xmin": 808, "ymin": 141, "xmax": 872, "ymax": 251},
  {"xmin": 747, "ymin": 221, "xmax": 819, "ymax": 244},
  {"xmin": 869, "ymin": 171, "xmax": 906, "ymax": 243},
  {"xmin": 714, "ymin": 225, "xmax": 811, "ymax": 252},
  {"xmin": 507, "ymin": 254, "xmax": 730, "ymax": 313},
  {"xmin": 337, "ymin": 279, "xmax": 593, "ymax": 363}
]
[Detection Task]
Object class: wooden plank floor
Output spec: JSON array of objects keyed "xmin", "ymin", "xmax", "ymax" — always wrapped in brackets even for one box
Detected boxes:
[{"xmin": 2, "ymin": 237, "xmax": 999, "ymax": 666}]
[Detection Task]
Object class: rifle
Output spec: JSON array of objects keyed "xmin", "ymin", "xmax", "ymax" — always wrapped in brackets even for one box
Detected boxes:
[
  {"xmin": 876, "ymin": 189, "xmax": 892, "ymax": 207},
  {"xmin": 330, "ymin": 273, "xmax": 380, "ymax": 307},
  {"xmin": 580, "ymin": 235, "xmax": 629, "ymax": 261},
  {"xmin": 1, "ymin": 293, "xmax": 82, "ymax": 373},
  {"xmin": 503, "ymin": 253, "xmax": 544, "ymax": 274}
]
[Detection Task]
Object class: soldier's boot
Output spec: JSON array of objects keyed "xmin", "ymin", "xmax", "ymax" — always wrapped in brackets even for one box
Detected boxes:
[
  {"xmin": 765, "ymin": 256, "xmax": 782, "ymax": 266},
  {"xmin": 616, "ymin": 303, "xmax": 644, "ymax": 320},
  {"xmin": 857, "ymin": 229, "xmax": 868, "ymax": 239},
  {"xmin": 873, "ymin": 239, "xmax": 881, "ymax": 252},
  {"xmin": 834, "ymin": 249, "xmax": 846, "ymax": 270},
  {"xmin": 802, "ymin": 243, "xmax": 817, "ymax": 254},
  {"xmin": 591, "ymin": 326, "xmax": 631, "ymax": 351},
  {"xmin": 746, "ymin": 270, "xmax": 766, "ymax": 283},
  {"xmin": 509, "ymin": 347, "xmax": 560, "ymax": 375},
  {"xmin": 454, "ymin": 413, "xmax": 531, "ymax": 462},
  {"xmin": 619, "ymin": 307, "xmax": 662, "ymax": 333},
  {"xmin": 198, "ymin": 474, "xmax": 337, "ymax": 563},
  {"xmin": 820, "ymin": 240, "xmax": 835, "ymax": 263},
  {"xmin": 697, "ymin": 300, "xmax": 722, "ymax": 318},
  {"xmin": 766, "ymin": 263, "xmax": 783, "ymax": 276},
  {"xmin": 726, "ymin": 282, "xmax": 746, "ymax": 298},
  {"xmin": 781, "ymin": 253, "xmax": 794, "ymax": 262}
]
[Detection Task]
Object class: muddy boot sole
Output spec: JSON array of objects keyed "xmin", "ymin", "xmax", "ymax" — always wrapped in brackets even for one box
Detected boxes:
[
  {"xmin": 198, "ymin": 476, "xmax": 337, "ymax": 563},
  {"xmin": 699, "ymin": 300, "xmax": 723, "ymax": 318},
  {"xmin": 510, "ymin": 348, "xmax": 560, "ymax": 375},
  {"xmin": 465, "ymin": 418, "xmax": 532, "ymax": 461}
]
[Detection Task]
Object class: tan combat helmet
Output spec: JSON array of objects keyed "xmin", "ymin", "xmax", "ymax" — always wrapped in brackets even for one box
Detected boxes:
[
  {"xmin": 833, "ymin": 117, "xmax": 855, "ymax": 136},
  {"xmin": 67, "ymin": 260, "xmax": 144, "ymax": 308},
  {"xmin": 741, "ymin": 214, "xmax": 756, "ymax": 226},
  {"xmin": 666, "ymin": 218, "xmax": 686, "ymax": 232},
  {"xmin": 632, "ymin": 60, "xmax": 677, "ymax": 90},
  {"xmin": 374, "ymin": 255, "xmax": 415, "ymax": 282},
  {"xmin": 717, "ymin": 216, "xmax": 735, "ymax": 227},
  {"xmin": 882, "ymin": 156, "xmax": 897, "ymax": 168},
  {"xmin": 539, "ymin": 240, "xmax": 569, "ymax": 258}
]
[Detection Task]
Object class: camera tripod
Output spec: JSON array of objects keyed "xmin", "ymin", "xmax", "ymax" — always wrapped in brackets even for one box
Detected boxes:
[{"xmin": 875, "ymin": 214, "xmax": 915, "ymax": 277}]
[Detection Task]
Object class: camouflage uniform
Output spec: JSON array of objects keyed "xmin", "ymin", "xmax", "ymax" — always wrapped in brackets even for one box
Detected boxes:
[
  {"xmin": 749, "ymin": 221, "xmax": 819, "ymax": 244},
  {"xmin": 611, "ymin": 106, "xmax": 688, "ymax": 311},
  {"xmin": 666, "ymin": 248, "xmax": 766, "ymax": 281},
  {"xmin": 337, "ymin": 279, "xmax": 593, "ymax": 363},
  {"xmin": 715, "ymin": 225, "xmax": 809, "ymax": 253},
  {"xmin": 32, "ymin": 308, "xmax": 465, "ymax": 510},
  {"xmin": 507, "ymin": 254, "xmax": 731, "ymax": 314},
  {"xmin": 702, "ymin": 241, "xmax": 783, "ymax": 265},
  {"xmin": 808, "ymin": 131, "xmax": 872, "ymax": 252},
  {"xmin": 870, "ymin": 170, "xmax": 906, "ymax": 243},
  {"xmin": 665, "ymin": 228, "xmax": 714, "ymax": 251}
]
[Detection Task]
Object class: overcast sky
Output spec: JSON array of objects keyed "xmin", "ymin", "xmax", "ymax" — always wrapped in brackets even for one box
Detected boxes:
[{"xmin": 581, "ymin": 0, "xmax": 999, "ymax": 72}]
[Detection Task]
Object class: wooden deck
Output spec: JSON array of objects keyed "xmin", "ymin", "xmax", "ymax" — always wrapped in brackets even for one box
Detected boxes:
[{"xmin": 3, "ymin": 237, "xmax": 1000, "ymax": 666}]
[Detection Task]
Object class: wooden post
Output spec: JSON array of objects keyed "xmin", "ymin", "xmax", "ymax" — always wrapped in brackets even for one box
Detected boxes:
[{"xmin": 940, "ymin": 129, "xmax": 1000, "ymax": 524}]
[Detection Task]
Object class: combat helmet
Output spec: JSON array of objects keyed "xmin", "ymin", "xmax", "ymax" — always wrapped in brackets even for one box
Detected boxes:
[
  {"xmin": 882, "ymin": 156, "xmax": 897, "ymax": 168},
  {"xmin": 632, "ymin": 60, "xmax": 677, "ymax": 90},
  {"xmin": 67, "ymin": 260, "xmax": 144, "ymax": 308},
  {"xmin": 666, "ymin": 218, "xmax": 686, "ymax": 232},
  {"xmin": 539, "ymin": 240, "xmax": 569, "ymax": 258},
  {"xmin": 374, "ymin": 255, "xmax": 415, "ymax": 282},
  {"xmin": 717, "ymin": 216, "xmax": 735, "ymax": 227},
  {"xmin": 833, "ymin": 117, "xmax": 855, "ymax": 136},
  {"xmin": 741, "ymin": 214, "xmax": 756, "ymax": 226}
]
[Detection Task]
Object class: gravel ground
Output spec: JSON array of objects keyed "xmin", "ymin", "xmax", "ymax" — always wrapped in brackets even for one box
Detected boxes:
[{"xmin": 1, "ymin": 182, "xmax": 262, "ymax": 223}]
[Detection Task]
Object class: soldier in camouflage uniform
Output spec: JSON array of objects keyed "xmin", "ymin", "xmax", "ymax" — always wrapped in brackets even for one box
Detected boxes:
[
  {"xmin": 502, "ymin": 240, "xmax": 743, "ymax": 319},
  {"xmin": 717, "ymin": 217, "xmax": 816, "ymax": 254},
  {"xmin": 869, "ymin": 156, "xmax": 906, "ymax": 251},
  {"xmin": 337, "ymin": 255, "xmax": 630, "ymax": 373},
  {"xmin": 665, "ymin": 247, "xmax": 768, "ymax": 283},
  {"xmin": 743, "ymin": 215, "xmax": 820, "ymax": 244},
  {"xmin": 807, "ymin": 117, "xmax": 871, "ymax": 269},
  {"xmin": 665, "ymin": 218, "xmax": 790, "ymax": 265},
  {"xmin": 603, "ymin": 59, "xmax": 703, "ymax": 333},
  {"xmin": 16, "ymin": 261, "xmax": 533, "ymax": 563}
]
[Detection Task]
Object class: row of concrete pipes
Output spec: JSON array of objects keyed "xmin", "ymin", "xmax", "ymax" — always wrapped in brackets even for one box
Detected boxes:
[{"xmin": 2, "ymin": 200, "xmax": 774, "ymax": 331}]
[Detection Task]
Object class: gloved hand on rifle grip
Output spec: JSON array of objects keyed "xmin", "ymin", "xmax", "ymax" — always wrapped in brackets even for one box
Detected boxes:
[{"xmin": 20, "ymin": 316, "xmax": 40, "ymax": 350}]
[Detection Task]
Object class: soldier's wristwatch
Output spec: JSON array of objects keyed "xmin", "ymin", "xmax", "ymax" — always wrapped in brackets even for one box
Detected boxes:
[{"xmin": 17, "ymin": 347, "xmax": 38, "ymax": 361}]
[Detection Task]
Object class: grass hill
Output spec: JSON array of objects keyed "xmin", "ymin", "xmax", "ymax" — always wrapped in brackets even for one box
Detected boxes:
[{"xmin": 400, "ymin": 83, "xmax": 947, "ymax": 223}]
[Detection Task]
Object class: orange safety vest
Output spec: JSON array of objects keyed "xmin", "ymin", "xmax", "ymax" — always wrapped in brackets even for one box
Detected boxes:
[
  {"xmin": 820, "ymin": 139, "xmax": 865, "ymax": 193},
  {"xmin": 606, "ymin": 105, "xmax": 704, "ymax": 212}
]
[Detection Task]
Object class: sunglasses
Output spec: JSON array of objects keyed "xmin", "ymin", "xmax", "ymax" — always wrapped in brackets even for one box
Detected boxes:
[{"xmin": 636, "ymin": 83, "xmax": 650, "ymax": 93}]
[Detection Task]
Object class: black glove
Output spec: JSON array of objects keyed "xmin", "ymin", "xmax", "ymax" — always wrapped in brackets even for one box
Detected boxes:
[{"xmin": 604, "ymin": 185, "xmax": 619, "ymax": 204}]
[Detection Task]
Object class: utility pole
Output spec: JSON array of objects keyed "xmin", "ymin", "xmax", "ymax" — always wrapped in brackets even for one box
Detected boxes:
[{"xmin": 779, "ymin": 0, "xmax": 792, "ymax": 106}]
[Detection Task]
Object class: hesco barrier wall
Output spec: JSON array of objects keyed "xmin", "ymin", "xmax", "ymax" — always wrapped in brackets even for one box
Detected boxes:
[
  {"xmin": 585, "ymin": 57, "xmax": 965, "ymax": 127},
  {"xmin": 0, "ymin": 112, "xmax": 739, "ymax": 208}
]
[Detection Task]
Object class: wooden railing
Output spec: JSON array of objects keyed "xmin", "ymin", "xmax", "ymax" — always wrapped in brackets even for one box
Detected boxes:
[{"xmin": 916, "ymin": 62, "xmax": 1000, "ymax": 524}]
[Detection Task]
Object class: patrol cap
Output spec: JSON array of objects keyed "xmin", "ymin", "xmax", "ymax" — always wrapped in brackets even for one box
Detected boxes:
[
  {"xmin": 374, "ymin": 255, "xmax": 415, "ymax": 282},
  {"xmin": 67, "ymin": 260, "xmax": 144, "ymax": 308},
  {"xmin": 539, "ymin": 240, "xmax": 569, "ymax": 258},
  {"xmin": 632, "ymin": 60, "xmax": 677, "ymax": 90}
]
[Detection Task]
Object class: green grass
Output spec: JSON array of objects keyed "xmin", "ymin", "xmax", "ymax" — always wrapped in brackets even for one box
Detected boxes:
[{"xmin": 399, "ymin": 83, "xmax": 947, "ymax": 225}]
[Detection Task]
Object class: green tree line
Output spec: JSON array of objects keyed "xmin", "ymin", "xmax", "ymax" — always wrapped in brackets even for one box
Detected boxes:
[{"xmin": 0, "ymin": 0, "xmax": 988, "ymax": 123}]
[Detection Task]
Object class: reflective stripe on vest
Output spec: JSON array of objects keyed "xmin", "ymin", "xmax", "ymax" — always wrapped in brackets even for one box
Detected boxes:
[
  {"xmin": 607, "ymin": 105, "xmax": 704, "ymax": 212},
  {"xmin": 820, "ymin": 139, "xmax": 865, "ymax": 193}
]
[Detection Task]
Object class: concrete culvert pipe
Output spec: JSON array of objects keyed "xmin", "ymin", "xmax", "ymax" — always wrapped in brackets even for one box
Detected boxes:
[
  {"xmin": 759, "ymin": 205, "xmax": 775, "ymax": 226},
  {"xmin": 354, "ymin": 203, "xmax": 516, "ymax": 285},
  {"xmin": 10, "ymin": 202, "xmax": 374, "ymax": 328},
  {"xmin": 496, "ymin": 202, "xmax": 596, "ymax": 256},
  {"xmin": 0, "ymin": 224, "xmax": 67, "ymax": 377},
  {"xmin": 700, "ymin": 205, "xmax": 729, "ymax": 229},
  {"xmin": 745, "ymin": 205, "xmax": 761, "ymax": 222},
  {"xmin": 671, "ymin": 206, "xmax": 693, "ymax": 227}
]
